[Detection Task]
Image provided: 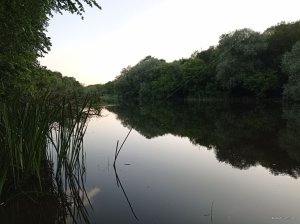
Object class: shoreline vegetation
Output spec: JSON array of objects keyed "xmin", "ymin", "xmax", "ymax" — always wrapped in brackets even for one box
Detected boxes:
[
  {"xmin": 0, "ymin": 1, "xmax": 101, "ymax": 223},
  {"xmin": 86, "ymin": 21, "xmax": 300, "ymax": 104},
  {"xmin": 0, "ymin": 95, "xmax": 100, "ymax": 223},
  {"xmin": 0, "ymin": 0, "xmax": 300, "ymax": 222}
]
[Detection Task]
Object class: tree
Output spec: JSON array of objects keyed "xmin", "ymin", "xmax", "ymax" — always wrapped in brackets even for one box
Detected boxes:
[
  {"xmin": 194, "ymin": 46, "xmax": 219, "ymax": 63},
  {"xmin": 114, "ymin": 57, "xmax": 164, "ymax": 101},
  {"xmin": 50, "ymin": 0, "xmax": 101, "ymax": 16},
  {"xmin": 282, "ymin": 41, "xmax": 300, "ymax": 101},
  {"xmin": 181, "ymin": 58, "xmax": 210, "ymax": 97},
  {"xmin": 0, "ymin": 0, "xmax": 101, "ymax": 61},
  {"xmin": 216, "ymin": 28, "xmax": 278, "ymax": 97},
  {"xmin": 0, "ymin": 0, "xmax": 101, "ymax": 97},
  {"xmin": 110, "ymin": 21, "xmax": 300, "ymax": 101},
  {"xmin": 264, "ymin": 21, "xmax": 300, "ymax": 68},
  {"xmin": 242, "ymin": 71, "xmax": 279, "ymax": 98},
  {"xmin": 114, "ymin": 66, "xmax": 134, "ymax": 100},
  {"xmin": 151, "ymin": 61, "xmax": 183, "ymax": 100},
  {"xmin": 262, "ymin": 21, "xmax": 300, "ymax": 90}
]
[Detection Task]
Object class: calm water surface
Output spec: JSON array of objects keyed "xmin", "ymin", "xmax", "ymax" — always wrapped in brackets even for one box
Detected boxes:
[{"xmin": 82, "ymin": 102, "xmax": 300, "ymax": 224}]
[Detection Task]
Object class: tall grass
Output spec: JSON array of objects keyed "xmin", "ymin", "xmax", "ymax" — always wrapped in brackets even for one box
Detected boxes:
[
  {"xmin": 0, "ymin": 96, "xmax": 54, "ymax": 191},
  {"xmin": 48, "ymin": 97, "xmax": 92, "ymax": 223},
  {"xmin": 0, "ymin": 95, "xmax": 95, "ymax": 223}
]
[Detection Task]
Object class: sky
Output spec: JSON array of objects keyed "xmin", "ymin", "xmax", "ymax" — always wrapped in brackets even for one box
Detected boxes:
[{"xmin": 39, "ymin": 0, "xmax": 300, "ymax": 86}]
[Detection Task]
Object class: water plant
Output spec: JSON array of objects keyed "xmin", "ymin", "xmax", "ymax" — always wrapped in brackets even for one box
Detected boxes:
[{"xmin": 0, "ymin": 95, "xmax": 95, "ymax": 223}]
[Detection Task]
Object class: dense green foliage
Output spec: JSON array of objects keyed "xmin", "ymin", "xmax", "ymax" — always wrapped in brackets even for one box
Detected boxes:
[
  {"xmin": 0, "ymin": 0, "xmax": 101, "ymax": 98},
  {"xmin": 282, "ymin": 41, "xmax": 300, "ymax": 101},
  {"xmin": 0, "ymin": 1, "xmax": 100, "ymax": 222},
  {"xmin": 92, "ymin": 21, "xmax": 300, "ymax": 102}
]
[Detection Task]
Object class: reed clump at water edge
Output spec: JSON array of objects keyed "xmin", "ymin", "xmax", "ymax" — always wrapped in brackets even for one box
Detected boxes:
[{"xmin": 0, "ymin": 95, "xmax": 97, "ymax": 223}]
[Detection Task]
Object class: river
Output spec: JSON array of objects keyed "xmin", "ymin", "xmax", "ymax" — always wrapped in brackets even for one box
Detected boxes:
[{"xmin": 81, "ymin": 101, "xmax": 300, "ymax": 224}]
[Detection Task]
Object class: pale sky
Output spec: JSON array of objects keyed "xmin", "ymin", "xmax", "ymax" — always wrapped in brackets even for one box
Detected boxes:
[{"xmin": 39, "ymin": 0, "xmax": 300, "ymax": 86}]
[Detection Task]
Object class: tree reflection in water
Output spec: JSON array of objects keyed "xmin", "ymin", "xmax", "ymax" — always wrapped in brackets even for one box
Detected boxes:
[{"xmin": 108, "ymin": 101, "xmax": 300, "ymax": 178}]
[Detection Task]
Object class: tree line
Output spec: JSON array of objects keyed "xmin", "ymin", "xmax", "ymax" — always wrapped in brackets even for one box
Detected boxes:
[
  {"xmin": 0, "ymin": 0, "xmax": 101, "ymax": 100},
  {"xmin": 89, "ymin": 21, "xmax": 300, "ymax": 102}
]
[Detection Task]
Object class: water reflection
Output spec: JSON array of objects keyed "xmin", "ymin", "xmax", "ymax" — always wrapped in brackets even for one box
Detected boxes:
[
  {"xmin": 0, "ymin": 157, "xmax": 90, "ymax": 224},
  {"xmin": 0, "ymin": 101, "xmax": 94, "ymax": 224},
  {"xmin": 108, "ymin": 102, "xmax": 300, "ymax": 178},
  {"xmin": 113, "ymin": 128, "xmax": 139, "ymax": 221}
]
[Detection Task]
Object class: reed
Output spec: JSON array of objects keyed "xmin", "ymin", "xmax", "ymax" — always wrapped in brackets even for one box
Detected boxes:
[
  {"xmin": 48, "ymin": 97, "xmax": 92, "ymax": 223},
  {"xmin": 0, "ymin": 95, "xmax": 94, "ymax": 223},
  {"xmin": 0, "ymin": 96, "xmax": 54, "ymax": 191}
]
